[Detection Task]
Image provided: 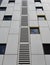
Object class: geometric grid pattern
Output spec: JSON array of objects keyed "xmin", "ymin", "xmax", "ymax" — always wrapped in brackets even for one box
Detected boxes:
[{"xmin": 0, "ymin": 0, "xmax": 50, "ymax": 65}]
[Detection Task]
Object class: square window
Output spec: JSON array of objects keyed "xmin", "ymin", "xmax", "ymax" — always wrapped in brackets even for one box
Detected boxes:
[
  {"xmin": 9, "ymin": 0, "xmax": 15, "ymax": 3},
  {"xmin": 37, "ymin": 15, "xmax": 46, "ymax": 21},
  {"xmin": 0, "ymin": 44, "xmax": 6, "ymax": 54},
  {"xmin": 30, "ymin": 27, "xmax": 40, "ymax": 34},
  {"xmin": 43, "ymin": 44, "xmax": 50, "ymax": 55},
  {"xmin": 3, "ymin": 15, "xmax": 12, "ymax": 20},
  {"xmin": 36, "ymin": 7, "xmax": 43, "ymax": 11},
  {"xmin": 34, "ymin": 0, "xmax": 41, "ymax": 2},
  {"xmin": 0, "ymin": 7, "xmax": 7, "ymax": 11}
]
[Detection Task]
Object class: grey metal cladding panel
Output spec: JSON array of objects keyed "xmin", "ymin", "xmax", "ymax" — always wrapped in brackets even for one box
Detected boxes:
[
  {"xmin": 20, "ymin": 28, "xmax": 28, "ymax": 42},
  {"xmin": 22, "ymin": 8, "xmax": 28, "ymax": 15},
  {"xmin": 21, "ymin": 16, "xmax": 28, "ymax": 26},
  {"xmin": 22, "ymin": 1, "xmax": 27, "ymax": 6}
]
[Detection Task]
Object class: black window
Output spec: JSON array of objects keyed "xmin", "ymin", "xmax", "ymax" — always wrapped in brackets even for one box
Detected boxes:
[
  {"xmin": 36, "ymin": 7, "xmax": 43, "ymax": 10},
  {"xmin": 0, "ymin": 0, "xmax": 3, "ymax": 5},
  {"xmin": 0, "ymin": 44, "xmax": 6, "ymax": 54},
  {"xmin": 43, "ymin": 44, "xmax": 50, "ymax": 55},
  {"xmin": 3, "ymin": 15, "xmax": 12, "ymax": 20},
  {"xmin": 9, "ymin": 0, "xmax": 15, "ymax": 3},
  {"xmin": 34, "ymin": 0, "xmax": 41, "ymax": 2},
  {"xmin": 37, "ymin": 15, "xmax": 46, "ymax": 21},
  {"xmin": 0, "ymin": 7, "xmax": 7, "ymax": 11},
  {"xmin": 30, "ymin": 27, "xmax": 40, "ymax": 34}
]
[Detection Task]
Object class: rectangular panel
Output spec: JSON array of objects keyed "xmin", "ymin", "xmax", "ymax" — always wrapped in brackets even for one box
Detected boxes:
[
  {"xmin": 20, "ymin": 28, "xmax": 28, "ymax": 42},
  {"xmin": 19, "ymin": 44, "xmax": 30, "ymax": 64},
  {"xmin": 21, "ymin": 16, "xmax": 28, "ymax": 26},
  {"xmin": 22, "ymin": 1, "xmax": 27, "ymax": 6},
  {"xmin": 22, "ymin": 7, "xmax": 27, "ymax": 15}
]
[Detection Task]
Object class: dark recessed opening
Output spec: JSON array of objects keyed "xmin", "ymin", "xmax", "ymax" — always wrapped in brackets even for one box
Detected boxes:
[
  {"xmin": 0, "ymin": 7, "xmax": 7, "ymax": 11},
  {"xmin": 3, "ymin": 15, "xmax": 12, "ymax": 20},
  {"xmin": 34, "ymin": 0, "xmax": 41, "ymax": 3},
  {"xmin": 30, "ymin": 27, "xmax": 40, "ymax": 34},
  {"xmin": 43, "ymin": 44, "xmax": 50, "ymax": 55},
  {"xmin": 0, "ymin": 44, "xmax": 6, "ymax": 54},
  {"xmin": 8, "ymin": 0, "xmax": 15, "ymax": 3},
  {"xmin": 36, "ymin": 7, "xmax": 43, "ymax": 10},
  {"xmin": 37, "ymin": 15, "xmax": 47, "ymax": 20}
]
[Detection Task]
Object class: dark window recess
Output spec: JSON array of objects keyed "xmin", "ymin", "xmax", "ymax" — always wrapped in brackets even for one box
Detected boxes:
[
  {"xmin": 19, "ymin": 44, "xmax": 30, "ymax": 64},
  {"xmin": 0, "ymin": 44, "xmax": 6, "ymax": 54},
  {"xmin": 37, "ymin": 15, "xmax": 47, "ymax": 20},
  {"xmin": 20, "ymin": 28, "xmax": 28, "ymax": 42},
  {"xmin": 43, "ymin": 44, "xmax": 50, "ymax": 55},
  {"xmin": 36, "ymin": 7, "xmax": 43, "ymax": 10},
  {"xmin": 3, "ymin": 15, "xmax": 12, "ymax": 20},
  {"xmin": 0, "ymin": 7, "xmax": 7, "ymax": 11},
  {"xmin": 0, "ymin": 0, "xmax": 3, "ymax": 5},
  {"xmin": 21, "ymin": 16, "xmax": 28, "ymax": 26},
  {"xmin": 30, "ymin": 27, "xmax": 40, "ymax": 34},
  {"xmin": 9, "ymin": 0, "xmax": 15, "ymax": 3},
  {"xmin": 22, "ymin": 7, "xmax": 28, "ymax": 15},
  {"xmin": 34, "ymin": 0, "xmax": 41, "ymax": 2},
  {"xmin": 22, "ymin": 1, "xmax": 27, "ymax": 6}
]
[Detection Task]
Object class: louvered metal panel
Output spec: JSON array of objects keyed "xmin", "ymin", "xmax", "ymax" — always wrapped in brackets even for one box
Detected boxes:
[
  {"xmin": 19, "ymin": 44, "xmax": 30, "ymax": 64},
  {"xmin": 20, "ymin": 28, "xmax": 28, "ymax": 42}
]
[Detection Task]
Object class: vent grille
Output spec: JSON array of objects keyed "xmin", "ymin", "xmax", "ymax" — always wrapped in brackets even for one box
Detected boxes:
[
  {"xmin": 20, "ymin": 28, "xmax": 28, "ymax": 42},
  {"xmin": 19, "ymin": 44, "xmax": 30, "ymax": 64},
  {"xmin": 21, "ymin": 16, "xmax": 28, "ymax": 26},
  {"xmin": 22, "ymin": 1, "xmax": 27, "ymax": 6},
  {"xmin": 22, "ymin": 7, "xmax": 27, "ymax": 15}
]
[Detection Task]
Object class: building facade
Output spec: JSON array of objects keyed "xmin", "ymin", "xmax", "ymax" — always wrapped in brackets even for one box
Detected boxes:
[{"xmin": 0, "ymin": 0, "xmax": 50, "ymax": 65}]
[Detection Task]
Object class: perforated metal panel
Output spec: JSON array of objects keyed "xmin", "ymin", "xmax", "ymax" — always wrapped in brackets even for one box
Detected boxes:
[
  {"xmin": 21, "ymin": 16, "xmax": 28, "ymax": 26},
  {"xmin": 20, "ymin": 28, "xmax": 28, "ymax": 42},
  {"xmin": 22, "ymin": 1, "xmax": 27, "ymax": 6},
  {"xmin": 22, "ymin": 7, "xmax": 27, "ymax": 15},
  {"xmin": 19, "ymin": 44, "xmax": 30, "ymax": 64}
]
